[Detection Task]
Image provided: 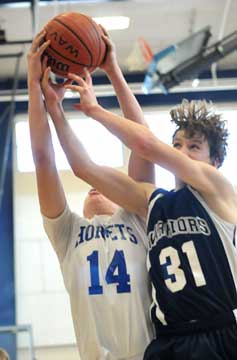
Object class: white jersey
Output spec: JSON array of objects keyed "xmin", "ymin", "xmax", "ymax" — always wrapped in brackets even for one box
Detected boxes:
[{"xmin": 43, "ymin": 206, "xmax": 154, "ymax": 360}]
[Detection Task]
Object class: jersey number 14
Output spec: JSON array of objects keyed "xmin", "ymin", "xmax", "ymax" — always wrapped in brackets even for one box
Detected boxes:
[{"xmin": 87, "ymin": 250, "xmax": 131, "ymax": 295}]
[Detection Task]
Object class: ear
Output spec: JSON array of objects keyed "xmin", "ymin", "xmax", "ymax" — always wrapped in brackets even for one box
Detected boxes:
[{"xmin": 211, "ymin": 157, "xmax": 220, "ymax": 168}]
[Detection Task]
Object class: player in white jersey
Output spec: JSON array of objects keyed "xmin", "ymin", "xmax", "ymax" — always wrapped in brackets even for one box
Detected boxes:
[
  {"xmin": 27, "ymin": 30, "xmax": 154, "ymax": 359},
  {"xmin": 43, "ymin": 204, "xmax": 152, "ymax": 359},
  {"xmin": 64, "ymin": 69, "xmax": 237, "ymax": 359}
]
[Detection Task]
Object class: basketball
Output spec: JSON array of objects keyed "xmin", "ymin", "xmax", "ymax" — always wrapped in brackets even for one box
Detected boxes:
[{"xmin": 43, "ymin": 12, "xmax": 107, "ymax": 77}]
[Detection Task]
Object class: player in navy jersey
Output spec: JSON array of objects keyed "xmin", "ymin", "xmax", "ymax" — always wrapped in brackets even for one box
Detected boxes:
[
  {"xmin": 27, "ymin": 30, "xmax": 155, "ymax": 359},
  {"xmin": 65, "ymin": 69, "xmax": 237, "ymax": 359}
]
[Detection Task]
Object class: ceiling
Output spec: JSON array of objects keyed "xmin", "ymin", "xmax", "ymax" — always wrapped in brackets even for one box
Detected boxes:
[{"xmin": 0, "ymin": 0, "xmax": 237, "ymax": 86}]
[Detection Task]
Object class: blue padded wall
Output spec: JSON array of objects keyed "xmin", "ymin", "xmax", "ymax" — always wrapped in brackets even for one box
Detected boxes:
[{"xmin": 0, "ymin": 115, "xmax": 16, "ymax": 359}]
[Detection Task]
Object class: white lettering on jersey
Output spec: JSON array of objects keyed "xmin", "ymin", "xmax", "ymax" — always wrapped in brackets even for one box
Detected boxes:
[{"xmin": 148, "ymin": 216, "xmax": 211, "ymax": 248}]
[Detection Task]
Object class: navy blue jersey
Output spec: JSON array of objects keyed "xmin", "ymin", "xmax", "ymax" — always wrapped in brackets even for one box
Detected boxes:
[{"xmin": 147, "ymin": 186, "xmax": 237, "ymax": 334}]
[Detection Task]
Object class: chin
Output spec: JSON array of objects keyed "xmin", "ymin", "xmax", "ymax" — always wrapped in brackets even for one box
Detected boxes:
[{"xmin": 83, "ymin": 195, "xmax": 118, "ymax": 219}]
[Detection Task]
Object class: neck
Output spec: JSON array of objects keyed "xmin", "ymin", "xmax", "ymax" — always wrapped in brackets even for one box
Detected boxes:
[
  {"xmin": 85, "ymin": 210, "xmax": 116, "ymax": 219},
  {"xmin": 175, "ymin": 178, "xmax": 185, "ymax": 191}
]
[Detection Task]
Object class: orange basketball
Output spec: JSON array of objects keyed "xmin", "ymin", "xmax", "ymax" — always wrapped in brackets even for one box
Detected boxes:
[{"xmin": 43, "ymin": 12, "xmax": 106, "ymax": 77}]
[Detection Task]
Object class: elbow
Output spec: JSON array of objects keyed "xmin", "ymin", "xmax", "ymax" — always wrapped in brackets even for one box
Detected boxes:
[
  {"xmin": 71, "ymin": 159, "xmax": 95, "ymax": 181},
  {"xmin": 134, "ymin": 129, "xmax": 155, "ymax": 161},
  {"xmin": 32, "ymin": 150, "xmax": 50, "ymax": 165},
  {"xmin": 71, "ymin": 166, "xmax": 81, "ymax": 178},
  {"xmin": 32, "ymin": 145, "xmax": 55, "ymax": 166}
]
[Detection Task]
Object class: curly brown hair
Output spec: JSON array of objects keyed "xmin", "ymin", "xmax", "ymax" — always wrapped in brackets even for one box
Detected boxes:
[{"xmin": 170, "ymin": 99, "xmax": 228, "ymax": 167}]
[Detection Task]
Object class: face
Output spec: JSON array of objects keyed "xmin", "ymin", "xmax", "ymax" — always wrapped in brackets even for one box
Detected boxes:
[
  {"xmin": 83, "ymin": 188, "xmax": 118, "ymax": 219},
  {"xmin": 172, "ymin": 130, "xmax": 219, "ymax": 188},
  {"xmin": 172, "ymin": 130, "xmax": 213, "ymax": 164}
]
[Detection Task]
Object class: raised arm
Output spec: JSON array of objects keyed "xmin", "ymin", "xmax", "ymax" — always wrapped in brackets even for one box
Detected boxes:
[
  {"xmin": 27, "ymin": 30, "xmax": 66, "ymax": 218},
  {"xmin": 97, "ymin": 27, "xmax": 155, "ymax": 183},
  {"xmin": 65, "ymin": 70, "xmax": 237, "ymax": 220},
  {"xmin": 41, "ymin": 66, "xmax": 153, "ymax": 218}
]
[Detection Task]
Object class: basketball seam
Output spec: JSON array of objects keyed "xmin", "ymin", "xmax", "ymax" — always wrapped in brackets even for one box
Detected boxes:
[
  {"xmin": 46, "ymin": 45, "xmax": 90, "ymax": 66},
  {"xmin": 54, "ymin": 18, "xmax": 93, "ymax": 66},
  {"xmin": 83, "ymin": 15, "xmax": 102, "ymax": 66}
]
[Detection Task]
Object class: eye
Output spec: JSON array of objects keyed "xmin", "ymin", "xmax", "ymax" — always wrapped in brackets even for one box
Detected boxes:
[
  {"xmin": 190, "ymin": 144, "xmax": 200, "ymax": 150},
  {"xmin": 173, "ymin": 142, "xmax": 181, "ymax": 149}
]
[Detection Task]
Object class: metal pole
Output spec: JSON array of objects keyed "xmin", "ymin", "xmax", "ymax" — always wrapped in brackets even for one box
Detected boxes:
[{"xmin": 0, "ymin": 325, "xmax": 36, "ymax": 360}]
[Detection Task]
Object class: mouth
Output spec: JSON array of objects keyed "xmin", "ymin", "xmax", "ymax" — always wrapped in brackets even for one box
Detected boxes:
[{"xmin": 89, "ymin": 188, "xmax": 99, "ymax": 196}]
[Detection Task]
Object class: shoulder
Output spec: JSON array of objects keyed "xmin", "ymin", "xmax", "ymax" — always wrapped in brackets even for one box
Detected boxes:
[
  {"xmin": 114, "ymin": 207, "xmax": 147, "ymax": 229},
  {"xmin": 42, "ymin": 204, "xmax": 86, "ymax": 231},
  {"xmin": 190, "ymin": 185, "xmax": 237, "ymax": 224},
  {"xmin": 42, "ymin": 205, "xmax": 84, "ymax": 263},
  {"xmin": 192, "ymin": 164, "xmax": 237, "ymax": 223}
]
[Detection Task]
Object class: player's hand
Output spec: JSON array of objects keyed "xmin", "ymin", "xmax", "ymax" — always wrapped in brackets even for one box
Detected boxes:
[
  {"xmin": 41, "ymin": 59, "xmax": 72, "ymax": 106},
  {"xmin": 99, "ymin": 25, "xmax": 118, "ymax": 73},
  {"xmin": 27, "ymin": 29, "xmax": 50, "ymax": 84},
  {"xmin": 65, "ymin": 68, "xmax": 98, "ymax": 115}
]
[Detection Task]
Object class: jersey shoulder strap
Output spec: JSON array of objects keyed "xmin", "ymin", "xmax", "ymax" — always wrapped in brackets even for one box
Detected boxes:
[{"xmin": 148, "ymin": 188, "xmax": 169, "ymax": 204}]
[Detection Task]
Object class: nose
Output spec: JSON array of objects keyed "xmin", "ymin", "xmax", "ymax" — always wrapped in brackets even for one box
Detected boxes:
[{"xmin": 179, "ymin": 145, "xmax": 190, "ymax": 156}]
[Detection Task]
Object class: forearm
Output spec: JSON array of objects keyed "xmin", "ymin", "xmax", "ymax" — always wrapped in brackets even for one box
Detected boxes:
[
  {"xmin": 28, "ymin": 81, "xmax": 55, "ymax": 162},
  {"xmin": 105, "ymin": 64, "xmax": 146, "ymax": 124},
  {"xmin": 46, "ymin": 102, "xmax": 93, "ymax": 178},
  {"xmin": 105, "ymin": 65, "xmax": 155, "ymax": 183}
]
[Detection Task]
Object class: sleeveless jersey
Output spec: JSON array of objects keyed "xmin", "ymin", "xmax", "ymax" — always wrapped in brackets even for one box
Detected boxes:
[
  {"xmin": 43, "ymin": 206, "xmax": 154, "ymax": 360},
  {"xmin": 147, "ymin": 186, "xmax": 237, "ymax": 334}
]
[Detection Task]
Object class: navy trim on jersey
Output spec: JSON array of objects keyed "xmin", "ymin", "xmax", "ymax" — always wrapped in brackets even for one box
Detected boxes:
[{"xmin": 148, "ymin": 188, "xmax": 169, "ymax": 204}]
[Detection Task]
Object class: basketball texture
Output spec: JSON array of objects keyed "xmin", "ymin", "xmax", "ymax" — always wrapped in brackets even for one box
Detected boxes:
[{"xmin": 43, "ymin": 12, "xmax": 106, "ymax": 77}]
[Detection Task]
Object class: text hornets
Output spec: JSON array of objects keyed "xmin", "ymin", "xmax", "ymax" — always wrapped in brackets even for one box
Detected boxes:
[{"xmin": 75, "ymin": 223, "xmax": 139, "ymax": 247}]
